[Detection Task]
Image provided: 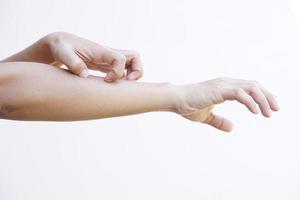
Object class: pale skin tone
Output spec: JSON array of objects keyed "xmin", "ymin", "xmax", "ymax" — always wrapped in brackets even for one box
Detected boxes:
[
  {"xmin": 0, "ymin": 33, "xmax": 279, "ymax": 132},
  {"xmin": 2, "ymin": 32, "xmax": 143, "ymax": 82}
]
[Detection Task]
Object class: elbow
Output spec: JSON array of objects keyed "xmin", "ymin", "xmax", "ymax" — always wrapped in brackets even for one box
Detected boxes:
[
  {"xmin": 0, "ymin": 84, "xmax": 17, "ymax": 120},
  {"xmin": 0, "ymin": 103, "xmax": 14, "ymax": 119},
  {"xmin": 0, "ymin": 63, "xmax": 22, "ymax": 119}
]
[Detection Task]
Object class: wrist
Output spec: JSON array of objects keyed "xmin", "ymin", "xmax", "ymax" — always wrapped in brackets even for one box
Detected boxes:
[
  {"xmin": 171, "ymin": 83, "xmax": 208, "ymax": 115},
  {"xmin": 164, "ymin": 83, "xmax": 190, "ymax": 114},
  {"xmin": 164, "ymin": 83, "xmax": 181, "ymax": 113}
]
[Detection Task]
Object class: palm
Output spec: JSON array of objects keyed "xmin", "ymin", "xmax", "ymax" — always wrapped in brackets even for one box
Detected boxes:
[
  {"xmin": 181, "ymin": 104, "xmax": 233, "ymax": 133},
  {"xmin": 182, "ymin": 105, "xmax": 214, "ymax": 122}
]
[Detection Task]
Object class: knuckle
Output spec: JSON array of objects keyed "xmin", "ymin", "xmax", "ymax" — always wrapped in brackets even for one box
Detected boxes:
[
  {"xmin": 249, "ymin": 84, "xmax": 259, "ymax": 92},
  {"xmin": 111, "ymin": 68, "xmax": 124, "ymax": 77},
  {"xmin": 46, "ymin": 32, "xmax": 67, "ymax": 47},
  {"xmin": 235, "ymin": 88, "xmax": 244, "ymax": 96},
  {"xmin": 247, "ymin": 81, "xmax": 259, "ymax": 91}
]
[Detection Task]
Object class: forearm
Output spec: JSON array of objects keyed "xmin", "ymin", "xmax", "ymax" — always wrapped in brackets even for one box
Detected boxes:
[
  {"xmin": 0, "ymin": 62, "xmax": 178, "ymax": 121},
  {"xmin": 1, "ymin": 35, "xmax": 55, "ymax": 64}
]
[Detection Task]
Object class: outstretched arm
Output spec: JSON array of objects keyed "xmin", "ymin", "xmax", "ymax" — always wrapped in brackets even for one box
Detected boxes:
[
  {"xmin": 0, "ymin": 62, "xmax": 279, "ymax": 132},
  {"xmin": 0, "ymin": 62, "xmax": 176, "ymax": 121}
]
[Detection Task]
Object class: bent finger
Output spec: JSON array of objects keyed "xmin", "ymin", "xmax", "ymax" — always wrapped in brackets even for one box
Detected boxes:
[
  {"xmin": 126, "ymin": 70, "xmax": 143, "ymax": 81},
  {"xmin": 103, "ymin": 51, "xmax": 126, "ymax": 82},
  {"xmin": 235, "ymin": 89, "xmax": 259, "ymax": 114},
  {"xmin": 53, "ymin": 47, "xmax": 89, "ymax": 77},
  {"xmin": 126, "ymin": 53, "xmax": 144, "ymax": 80},
  {"xmin": 261, "ymin": 87, "xmax": 280, "ymax": 111},
  {"xmin": 248, "ymin": 87, "xmax": 272, "ymax": 117}
]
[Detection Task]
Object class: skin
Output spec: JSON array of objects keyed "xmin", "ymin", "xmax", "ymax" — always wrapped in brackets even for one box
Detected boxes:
[
  {"xmin": 2, "ymin": 32, "xmax": 143, "ymax": 82},
  {"xmin": 0, "ymin": 32, "xmax": 279, "ymax": 132},
  {"xmin": 0, "ymin": 62, "xmax": 279, "ymax": 132}
]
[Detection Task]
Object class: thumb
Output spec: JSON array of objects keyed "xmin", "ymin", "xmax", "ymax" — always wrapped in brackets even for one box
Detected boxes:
[
  {"xmin": 204, "ymin": 113, "xmax": 233, "ymax": 132},
  {"xmin": 54, "ymin": 48, "xmax": 89, "ymax": 78}
]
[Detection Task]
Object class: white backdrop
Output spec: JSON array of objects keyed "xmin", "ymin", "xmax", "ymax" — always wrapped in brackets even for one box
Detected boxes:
[{"xmin": 0, "ymin": 0, "xmax": 299, "ymax": 199}]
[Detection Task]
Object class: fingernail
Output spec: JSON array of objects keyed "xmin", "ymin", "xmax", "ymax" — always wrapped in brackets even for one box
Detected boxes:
[
  {"xmin": 274, "ymin": 102, "xmax": 280, "ymax": 111},
  {"xmin": 266, "ymin": 110, "xmax": 272, "ymax": 118},
  {"xmin": 127, "ymin": 74, "xmax": 136, "ymax": 81},
  {"xmin": 126, "ymin": 75, "xmax": 133, "ymax": 80},
  {"xmin": 105, "ymin": 75, "xmax": 114, "ymax": 82},
  {"xmin": 105, "ymin": 78, "xmax": 113, "ymax": 82},
  {"xmin": 79, "ymin": 69, "xmax": 89, "ymax": 78}
]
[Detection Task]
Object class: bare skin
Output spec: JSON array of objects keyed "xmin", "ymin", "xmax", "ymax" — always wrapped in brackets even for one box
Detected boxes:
[
  {"xmin": 2, "ymin": 32, "xmax": 143, "ymax": 82},
  {"xmin": 0, "ymin": 32, "xmax": 279, "ymax": 132},
  {"xmin": 0, "ymin": 62, "xmax": 279, "ymax": 132}
]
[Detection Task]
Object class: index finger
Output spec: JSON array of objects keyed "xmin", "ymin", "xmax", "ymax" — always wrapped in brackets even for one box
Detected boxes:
[
  {"xmin": 113, "ymin": 49, "xmax": 143, "ymax": 81},
  {"xmin": 103, "ymin": 50, "xmax": 126, "ymax": 82},
  {"xmin": 125, "ymin": 53, "xmax": 144, "ymax": 80}
]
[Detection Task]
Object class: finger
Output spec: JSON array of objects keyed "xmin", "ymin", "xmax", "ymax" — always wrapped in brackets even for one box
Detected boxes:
[
  {"xmin": 235, "ymin": 89, "xmax": 259, "ymax": 114},
  {"xmin": 103, "ymin": 52, "xmax": 126, "ymax": 82},
  {"xmin": 109, "ymin": 49, "xmax": 144, "ymax": 81},
  {"xmin": 125, "ymin": 53, "xmax": 144, "ymax": 80},
  {"xmin": 50, "ymin": 61, "xmax": 63, "ymax": 67},
  {"xmin": 83, "ymin": 61, "xmax": 112, "ymax": 73},
  {"xmin": 248, "ymin": 87, "xmax": 272, "ymax": 117},
  {"xmin": 204, "ymin": 113, "xmax": 233, "ymax": 132},
  {"xmin": 261, "ymin": 87, "xmax": 280, "ymax": 111},
  {"xmin": 53, "ymin": 48, "xmax": 89, "ymax": 78},
  {"xmin": 126, "ymin": 70, "xmax": 143, "ymax": 81}
]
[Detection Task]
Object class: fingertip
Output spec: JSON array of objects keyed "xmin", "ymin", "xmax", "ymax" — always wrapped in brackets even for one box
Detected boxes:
[
  {"xmin": 104, "ymin": 72, "xmax": 118, "ymax": 82},
  {"xmin": 252, "ymin": 106, "xmax": 260, "ymax": 114},
  {"xmin": 222, "ymin": 120, "xmax": 234, "ymax": 133},
  {"xmin": 205, "ymin": 113, "xmax": 233, "ymax": 133},
  {"xmin": 126, "ymin": 71, "xmax": 143, "ymax": 81},
  {"xmin": 254, "ymin": 110, "xmax": 260, "ymax": 114},
  {"xmin": 274, "ymin": 106, "xmax": 280, "ymax": 111},
  {"xmin": 271, "ymin": 103, "xmax": 280, "ymax": 111},
  {"xmin": 79, "ymin": 69, "xmax": 89, "ymax": 78},
  {"xmin": 126, "ymin": 74, "xmax": 135, "ymax": 81},
  {"xmin": 263, "ymin": 110, "xmax": 272, "ymax": 118},
  {"xmin": 224, "ymin": 127, "xmax": 233, "ymax": 133},
  {"xmin": 267, "ymin": 94, "xmax": 280, "ymax": 111},
  {"xmin": 104, "ymin": 77, "xmax": 114, "ymax": 82}
]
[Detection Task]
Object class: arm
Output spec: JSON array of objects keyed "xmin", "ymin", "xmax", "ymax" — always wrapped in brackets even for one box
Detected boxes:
[
  {"xmin": 0, "ymin": 62, "xmax": 279, "ymax": 132},
  {"xmin": 0, "ymin": 62, "xmax": 175, "ymax": 121},
  {"xmin": 1, "ymin": 32, "xmax": 143, "ymax": 81},
  {"xmin": 1, "ymin": 35, "xmax": 54, "ymax": 64}
]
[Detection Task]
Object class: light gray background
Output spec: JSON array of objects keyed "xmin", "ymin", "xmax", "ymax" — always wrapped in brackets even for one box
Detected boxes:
[{"xmin": 0, "ymin": 0, "xmax": 299, "ymax": 199}]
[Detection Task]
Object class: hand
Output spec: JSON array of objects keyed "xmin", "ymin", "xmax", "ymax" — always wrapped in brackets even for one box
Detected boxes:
[
  {"xmin": 175, "ymin": 78, "xmax": 280, "ymax": 132},
  {"xmin": 45, "ymin": 32, "xmax": 143, "ymax": 82}
]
